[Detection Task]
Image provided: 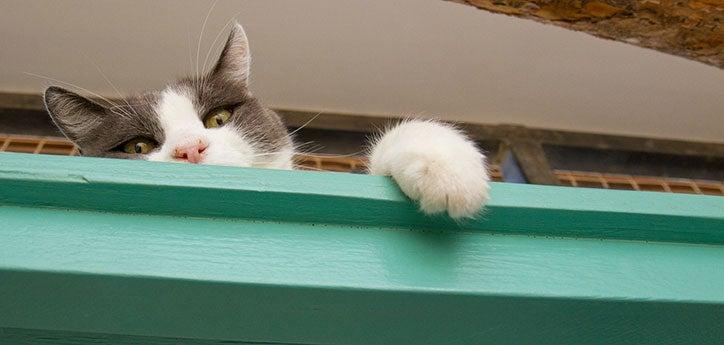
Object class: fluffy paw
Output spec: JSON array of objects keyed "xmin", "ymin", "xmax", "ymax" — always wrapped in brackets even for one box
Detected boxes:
[{"xmin": 368, "ymin": 120, "xmax": 490, "ymax": 219}]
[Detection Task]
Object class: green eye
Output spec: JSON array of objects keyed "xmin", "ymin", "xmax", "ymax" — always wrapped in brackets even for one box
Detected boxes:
[
  {"xmin": 122, "ymin": 138, "xmax": 156, "ymax": 154},
  {"xmin": 204, "ymin": 108, "xmax": 232, "ymax": 128}
]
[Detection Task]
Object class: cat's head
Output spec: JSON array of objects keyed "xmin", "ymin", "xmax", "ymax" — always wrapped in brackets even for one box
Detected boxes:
[{"xmin": 44, "ymin": 23, "xmax": 293, "ymax": 169}]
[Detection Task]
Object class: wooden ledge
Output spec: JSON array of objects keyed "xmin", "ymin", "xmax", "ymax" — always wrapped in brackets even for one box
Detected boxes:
[
  {"xmin": 1, "ymin": 152, "xmax": 722, "ymax": 244},
  {"xmin": 1, "ymin": 153, "xmax": 723, "ymax": 344}
]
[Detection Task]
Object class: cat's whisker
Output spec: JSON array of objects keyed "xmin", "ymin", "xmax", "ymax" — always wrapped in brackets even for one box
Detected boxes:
[
  {"xmin": 86, "ymin": 57, "xmax": 143, "ymax": 119},
  {"xmin": 295, "ymin": 150, "xmax": 367, "ymax": 159},
  {"xmin": 202, "ymin": 12, "xmax": 243, "ymax": 75},
  {"xmin": 246, "ymin": 144, "xmax": 335, "ymax": 162},
  {"xmin": 297, "ymin": 148, "xmax": 327, "ymax": 157},
  {"xmin": 292, "ymin": 164, "xmax": 332, "ymax": 172},
  {"xmin": 287, "ymin": 113, "xmax": 321, "ymax": 137},
  {"xmin": 111, "ymin": 94, "xmax": 156, "ymax": 117},
  {"xmin": 293, "ymin": 142, "xmax": 323, "ymax": 154},
  {"xmin": 290, "ymin": 139, "xmax": 318, "ymax": 149},
  {"xmin": 24, "ymin": 72, "xmax": 135, "ymax": 119},
  {"xmin": 248, "ymin": 145, "xmax": 319, "ymax": 159},
  {"xmin": 196, "ymin": 0, "xmax": 219, "ymax": 92},
  {"xmin": 249, "ymin": 151, "xmax": 287, "ymax": 158},
  {"xmin": 108, "ymin": 103, "xmax": 150, "ymax": 109},
  {"xmin": 186, "ymin": 28, "xmax": 199, "ymax": 89},
  {"xmin": 292, "ymin": 141, "xmax": 327, "ymax": 155}
]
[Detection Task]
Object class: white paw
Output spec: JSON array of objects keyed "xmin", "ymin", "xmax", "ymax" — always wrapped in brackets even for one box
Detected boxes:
[{"xmin": 368, "ymin": 120, "xmax": 490, "ymax": 219}]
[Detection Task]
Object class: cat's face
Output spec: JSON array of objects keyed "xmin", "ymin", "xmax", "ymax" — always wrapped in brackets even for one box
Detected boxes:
[{"xmin": 44, "ymin": 24, "xmax": 294, "ymax": 169}]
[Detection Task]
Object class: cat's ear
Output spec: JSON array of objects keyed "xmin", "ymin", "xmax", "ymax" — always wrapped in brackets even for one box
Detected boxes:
[
  {"xmin": 209, "ymin": 22, "xmax": 251, "ymax": 86},
  {"xmin": 44, "ymin": 86, "xmax": 107, "ymax": 144}
]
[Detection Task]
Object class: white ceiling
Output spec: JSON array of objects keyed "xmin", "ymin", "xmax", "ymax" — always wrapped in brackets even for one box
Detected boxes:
[{"xmin": 1, "ymin": 0, "xmax": 722, "ymax": 142}]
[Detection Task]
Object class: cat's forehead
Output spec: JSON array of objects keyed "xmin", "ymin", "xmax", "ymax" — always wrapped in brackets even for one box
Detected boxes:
[
  {"xmin": 112, "ymin": 75, "xmax": 248, "ymax": 133},
  {"xmin": 126, "ymin": 78, "xmax": 245, "ymax": 137},
  {"xmin": 170, "ymin": 75, "xmax": 248, "ymax": 111},
  {"xmin": 121, "ymin": 77, "xmax": 244, "ymax": 121}
]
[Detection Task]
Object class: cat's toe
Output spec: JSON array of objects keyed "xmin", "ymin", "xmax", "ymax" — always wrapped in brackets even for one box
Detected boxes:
[
  {"xmin": 442, "ymin": 175, "xmax": 489, "ymax": 219},
  {"xmin": 416, "ymin": 161, "xmax": 489, "ymax": 219},
  {"xmin": 392, "ymin": 155, "xmax": 490, "ymax": 219}
]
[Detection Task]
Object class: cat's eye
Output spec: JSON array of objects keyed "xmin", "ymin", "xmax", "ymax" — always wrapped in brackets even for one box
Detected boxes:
[
  {"xmin": 203, "ymin": 108, "xmax": 232, "ymax": 128},
  {"xmin": 122, "ymin": 138, "xmax": 156, "ymax": 154}
]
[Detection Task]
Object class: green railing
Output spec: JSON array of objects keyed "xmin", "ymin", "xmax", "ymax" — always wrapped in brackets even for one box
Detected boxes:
[{"xmin": 1, "ymin": 152, "xmax": 723, "ymax": 344}]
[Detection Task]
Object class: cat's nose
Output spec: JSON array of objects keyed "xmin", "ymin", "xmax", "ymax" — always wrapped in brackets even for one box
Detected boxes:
[{"xmin": 173, "ymin": 140, "xmax": 208, "ymax": 164}]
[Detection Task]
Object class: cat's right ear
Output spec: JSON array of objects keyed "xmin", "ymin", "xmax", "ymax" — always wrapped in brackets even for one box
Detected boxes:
[
  {"xmin": 44, "ymin": 86, "xmax": 107, "ymax": 144},
  {"xmin": 209, "ymin": 23, "xmax": 251, "ymax": 87}
]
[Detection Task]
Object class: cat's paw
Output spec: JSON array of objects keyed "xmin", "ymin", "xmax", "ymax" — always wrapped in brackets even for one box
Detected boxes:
[{"xmin": 368, "ymin": 120, "xmax": 490, "ymax": 219}]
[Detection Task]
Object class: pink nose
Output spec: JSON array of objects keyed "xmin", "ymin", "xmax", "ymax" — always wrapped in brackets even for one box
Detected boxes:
[{"xmin": 173, "ymin": 141, "xmax": 207, "ymax": 164}]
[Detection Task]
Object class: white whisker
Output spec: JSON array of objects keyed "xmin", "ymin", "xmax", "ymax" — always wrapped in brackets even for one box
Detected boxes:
[
  {"xmin": 24, "ymin": 72, "xmax": 132, "ymax": 119},
  {"xmin": 292, "ymin": 140, "xmax": 320, "ymax": 151},
  {"xmin": 287, "ymin": 113, "xmax": 321, "ymax": 137},
  {"xmin": 109, "ymin": 102, "xmax": 150, "ymax": 109},
  {"xmin": 249, "ymin": 151, "xmax": 286, "ymax": 158},
  {"xmin": 186, "ymin": 28, "xmax": 198, "ymax": 88},
  {"xmin": 296, "ymin": 150, "xmax": 367, "ymax": 159},
  {"xmin": 196, "ymin": 0, "xmax": 219, "ymax": 91},
  {"xmin": 85, "ymin": 56, "xmax": 141, "ymax": 119},
  {"xmin": 292, "ymin": 164, "xmax": 334, "ymax": 172},
  {"xmin": 202, "ymin": 12, "xmax": 243, "ymax": 74}
]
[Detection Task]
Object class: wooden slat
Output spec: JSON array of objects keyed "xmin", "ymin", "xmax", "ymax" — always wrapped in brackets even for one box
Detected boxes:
[{"xmin": 555, "ymin": 169, "xmax": 724, "ymax": 196}]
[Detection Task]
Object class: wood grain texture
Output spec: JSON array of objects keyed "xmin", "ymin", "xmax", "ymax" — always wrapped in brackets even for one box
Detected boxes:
[
  {"xmin": 1, "ymin": 152, "xmax": 723, "ymax": 344},
  {"xmin": 446, "ymin": 0, "xmax": 724, "ymax": 68}
]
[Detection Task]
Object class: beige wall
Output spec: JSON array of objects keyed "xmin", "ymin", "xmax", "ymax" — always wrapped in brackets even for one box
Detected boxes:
[{"xmin": 1, "ymin": 0, "xmax": 722, "ymax": 142}]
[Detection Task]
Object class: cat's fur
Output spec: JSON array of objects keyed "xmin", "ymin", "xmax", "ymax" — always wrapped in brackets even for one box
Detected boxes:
[{"xmin": 44, "ymin": 23, "xmax": 490, "ymax": 219}]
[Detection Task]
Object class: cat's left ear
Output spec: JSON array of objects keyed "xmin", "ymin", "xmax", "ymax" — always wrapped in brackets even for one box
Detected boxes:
[
  {"xmin": 44, "ymin": 86, "xmax": 108, "ymax": 146},
  {"xmin": 209, "ymin": 22, "xmax": 251, "ymax": 86}
]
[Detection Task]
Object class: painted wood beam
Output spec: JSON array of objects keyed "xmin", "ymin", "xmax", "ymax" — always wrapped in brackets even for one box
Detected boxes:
[
  {"xmin": 0, "ymin": 152, "xmax": 723, "ymax": 344},
  {"xmin": 446, "ymin": 0, "xmax": 723, "ymax": 68}
]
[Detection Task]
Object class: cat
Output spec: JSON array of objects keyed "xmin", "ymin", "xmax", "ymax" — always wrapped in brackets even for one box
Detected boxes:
[{"xmin": 43, "ymin": 23, "xmax": 490, "ymax": 219}]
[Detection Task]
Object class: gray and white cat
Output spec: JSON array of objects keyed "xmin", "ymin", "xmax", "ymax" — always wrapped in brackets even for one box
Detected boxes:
[{"xmin": 44, "ymin": 23, "xmax": 490, "ymax": 219}]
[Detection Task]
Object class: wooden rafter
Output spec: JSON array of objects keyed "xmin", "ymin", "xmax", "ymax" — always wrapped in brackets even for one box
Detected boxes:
[{"xmin": 446, "ymin": 0, "xmax": 724, "ymax": 68}]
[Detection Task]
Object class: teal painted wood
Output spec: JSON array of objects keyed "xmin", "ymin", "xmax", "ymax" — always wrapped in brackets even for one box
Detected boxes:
[
  {"xmin": 1, "ymin": 152, "xmax": 723, "ymax": 244},
  {"xmin": 1, "ymin": 152, "xmax": 723, "ymax": 344}
]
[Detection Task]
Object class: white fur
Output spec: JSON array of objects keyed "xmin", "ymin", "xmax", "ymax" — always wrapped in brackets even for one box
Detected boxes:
[
  {"xmin": 368, "ymin": 120, "xmax": 490, "ymax": 219},
  {"xmin": 146, "ymin": 87, "xmax": 292, "ymax": 169}
]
